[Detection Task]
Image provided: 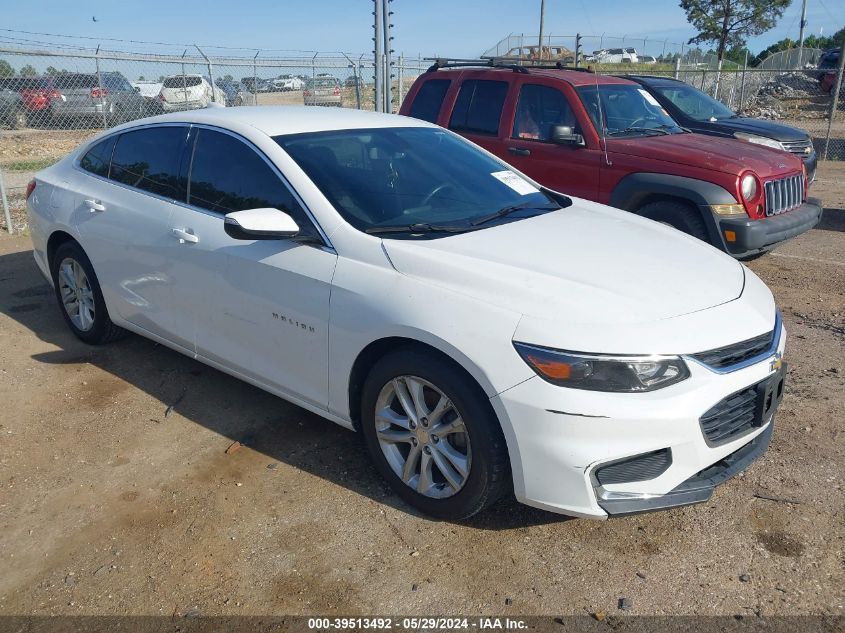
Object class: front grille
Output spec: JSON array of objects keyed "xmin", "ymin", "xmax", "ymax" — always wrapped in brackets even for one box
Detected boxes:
[
  {"xmin": 691, "ymin": 329, "xmax": 774, "ymax": 370},
  {"xmin": 780, "ymin": 138, "xmax": 813, "ymax": 156},
  {"xmin": 595, "ymin": 449, "xmax": 672, "ymax": 485},
  {"xmin": 699, "ymin": 382, "xmax": 762, "ymax": 444},
  {"xmin": 764, "ymin": 174, "xmax": 804, "ymax": 217}
]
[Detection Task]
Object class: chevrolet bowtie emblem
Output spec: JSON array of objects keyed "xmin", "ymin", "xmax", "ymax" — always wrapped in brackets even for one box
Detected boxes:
[{"xmin": 770, "ymin": 351, "xmax": 783, "ymax": 371}]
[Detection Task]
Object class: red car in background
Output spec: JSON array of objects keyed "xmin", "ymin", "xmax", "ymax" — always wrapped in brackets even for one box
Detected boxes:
[
  {"xmin": 820, "ymin": 71, "xmax": 842, "ymax": 95},
  {"xmin": 0, "ymin": 76, "xmax": 61, "ymax": 126}
]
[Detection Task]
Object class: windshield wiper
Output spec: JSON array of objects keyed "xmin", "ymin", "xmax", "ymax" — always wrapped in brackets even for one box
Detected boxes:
[
  {"xmin": 365, "ymin": 223, "xmax": 474, "ymax": 235},
  {"xmin": 607, "ymin": 126, "xmax": 670, "ymax": 137},
  {"xmin": 471, "ymin": 202, "xmax": 559, "ymax": 227}
]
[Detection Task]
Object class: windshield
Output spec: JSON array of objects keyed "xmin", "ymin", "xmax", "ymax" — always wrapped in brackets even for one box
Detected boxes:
[
  {"xmin": 275, "ymin": 127, "xmax": 564, "ymax": 237},
  {"xmin": 651, "ymin": 83, "xmax": 736, "ymax": 121},
  {"xmin": 576, "ymin": 84, "xmax": 683, "ymax": 137}
]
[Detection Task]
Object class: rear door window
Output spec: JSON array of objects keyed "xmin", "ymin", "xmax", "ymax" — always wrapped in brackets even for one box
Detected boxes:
[
  {"xmin": 187, "ymin": 128, "xmax": 307, "ymax": 225},
  {"xmin": 79, "ymin": 135, "xmax": 117, "ymax": 178},
  {"xmin": 110, "ymin": 126, "xmax": 186, "ymax": 198},
  {"xmin": 448, "ymin": 79, "xmax": 508, "ymax": 135},
  {"xmin": 409, "ymin": 79, "xmax": 450, "ymax": 123}
]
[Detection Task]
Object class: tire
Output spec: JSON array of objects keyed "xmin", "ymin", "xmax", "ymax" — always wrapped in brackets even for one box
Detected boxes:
[
  {"xmin": 637, "ymin": 200, "xmax": 709, "ymax": 243},
  {"xmin": 50, "ymin": 241, "xmax": 128, "ymax": 345},
  {"xmin": 360, "ymin": 349, "xmax": 511, "ymax": 520}
]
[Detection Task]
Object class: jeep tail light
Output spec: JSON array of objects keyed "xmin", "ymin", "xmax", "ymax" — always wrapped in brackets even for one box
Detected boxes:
[
  {"xmin": 25, "ymin": 180, "xmax": 36, "ymax": 201},
  {"xmin": 91, "ymin": 87, "xmax": 109, "ymax": 98}
]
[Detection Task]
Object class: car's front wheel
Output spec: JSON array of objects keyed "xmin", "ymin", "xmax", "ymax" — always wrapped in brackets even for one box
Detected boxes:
[
  {"xmin": 50, "ymin": 241, "xmax": 127, "ymax": 345},
  {"xmin": 360, "ymin": 349, "xmax": 510, "ymax": 519}
]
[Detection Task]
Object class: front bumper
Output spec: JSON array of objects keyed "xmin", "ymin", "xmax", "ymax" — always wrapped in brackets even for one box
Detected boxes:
[
  {"xmin": 717, "ymin": 198, "xmax": 822, "ymax": 257},
  {"xmin": 490, "ymin": 325, "xmax": 785, "ymax": 519}
]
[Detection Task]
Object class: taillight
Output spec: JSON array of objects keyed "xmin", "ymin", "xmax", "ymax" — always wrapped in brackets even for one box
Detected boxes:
[
  {"xmin": 158, "ymin": 93, "xmax": 166, "ymax": 101},
  {"xmin": 91, "ymin": 87, "xmax": 109, "ymax": 98},
  {"xmin": 303, "ymin": 90, "xmax": 311, "ymax": 97},
  {"xmin": 25, "ymin": 180, "xmax": 36, "ymax": 201},
  {"xmin": 333, "ymin": 86, "xmax": 340, "ymax": 95},
  {"xmin": 47, "ymin": 89, "xmax": 62, "ymax": 100}
]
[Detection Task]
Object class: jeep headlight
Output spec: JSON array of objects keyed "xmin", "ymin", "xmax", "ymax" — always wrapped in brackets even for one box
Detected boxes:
[
  {"xmin": 734, "ymin": 132, "xmax": 785, "ymax": 151},
  {"xmin": 513, "ymin": 343, "xmax": 690, "ymax": 392},
  {"xmin": 740, "ymin": 173, "xmax": 759, "ymax": 201}
]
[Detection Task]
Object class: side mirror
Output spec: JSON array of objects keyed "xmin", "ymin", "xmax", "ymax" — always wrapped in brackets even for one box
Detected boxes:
[
  {"xmin": 224, "ymin": 208, "xmax": 300, "ymax": 240},
  {"xmin": 551, "ymin": 125, "xmax": 585, "ymax": 146}
]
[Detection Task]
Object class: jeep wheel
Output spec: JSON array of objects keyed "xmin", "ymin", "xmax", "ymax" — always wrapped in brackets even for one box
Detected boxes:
[{"xmin": 637, "ymin": 200, "xmax": 708, "ymax": 243}]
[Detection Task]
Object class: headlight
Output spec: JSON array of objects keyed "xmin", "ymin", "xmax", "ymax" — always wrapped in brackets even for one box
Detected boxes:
[
  {"xmin": 734, "ymin": 132, "xmax": 784, "ymax": 151},
  {"xmin": 513, "ymin": 343, "xmax": 690, "ymax": 392},
  {"xmin": 740, "ymin": 173, "xmax": 759, "ymax": 201}
]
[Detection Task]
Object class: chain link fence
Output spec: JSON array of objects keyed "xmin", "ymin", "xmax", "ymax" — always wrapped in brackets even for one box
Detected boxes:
[{"xmin": 1, "ymin": 42, "xmax": 843, "ymax": 233}]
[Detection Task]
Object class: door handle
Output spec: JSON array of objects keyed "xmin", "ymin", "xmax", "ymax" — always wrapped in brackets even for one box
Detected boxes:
[
  {"xmin": 84, "ymin": 199, "xmax": 106, "ymax": 212},
  {"xmin": 171, "ymin": 228, "xmax": 199, "ymax": 244},
  {"xmin": 508, "ymin": 147, "xmax": 531, "ymax": 156}
]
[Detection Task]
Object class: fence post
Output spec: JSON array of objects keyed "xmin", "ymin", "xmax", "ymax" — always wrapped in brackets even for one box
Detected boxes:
[
  {"xmin": 674, "ymin": 56, "xmax": 680, "ymax": 79},
  {"xmin": 397, "ymin": 54, "xmax": 404, "ymax": 109},
  {"xmin": 0, "ymin": 168, "xmax": 12, "ymax": 235},
  {"xmin": 738, "ymin": 49, "xmax": 748, "ymax": 112},
  {"xmin": 373, "ymin": 0, "xmax": 384, "ymax": 112},
  {"xmin": 195, "ymin": 45, "xmax": 216, "ymax": 103},
  {"xmin": 95, "ymin": 44, "xmax": 108, "ymax": 129},
  {"xmin": 822, "ymin": 38, "xmax": 845, "ymax": 161},
  {"xmin": 253, "ymin": 51, "xmax": 260, "ymax": 105}
]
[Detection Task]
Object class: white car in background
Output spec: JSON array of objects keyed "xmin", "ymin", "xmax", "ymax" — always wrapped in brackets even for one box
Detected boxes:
[
  {"xmin": 158, "ymin": 74, "xmax": 226, "ymax": 111},
  {"xmin": 25, "ymin": 107, "xmax": 785, "ymax": 520},
  {"xmin": 273, "ymin": 76, "xmax": 305, "ymax": 91}
]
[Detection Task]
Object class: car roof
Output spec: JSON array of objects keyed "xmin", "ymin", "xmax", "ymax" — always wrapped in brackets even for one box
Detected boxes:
[
  {"xmin": 430, "ymin": 66, "xmax": 636, "ymax": 87},
  {"xmin": 138, "ymin": 105, "xmax": 434, "ymax": 136}
]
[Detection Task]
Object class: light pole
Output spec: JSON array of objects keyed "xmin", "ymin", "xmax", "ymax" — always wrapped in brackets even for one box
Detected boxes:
[{"xmin": 538, "ymin": 0, "xmax": 545, "ymax": 60}]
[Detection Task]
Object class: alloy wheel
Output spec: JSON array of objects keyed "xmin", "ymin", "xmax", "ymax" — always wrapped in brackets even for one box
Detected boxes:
[
  {"xmin": 374, "ymin": 375, "xmax": 471, "ymax": 499},
  {"xmin": 57, "ymin": 257, "xmax": 95, "ymax": 331}
]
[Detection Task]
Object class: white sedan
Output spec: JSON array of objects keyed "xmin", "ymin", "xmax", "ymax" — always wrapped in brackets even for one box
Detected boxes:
[{"xmin": 25, "ymin": 106, "xmax": 786, "ymax": 519}]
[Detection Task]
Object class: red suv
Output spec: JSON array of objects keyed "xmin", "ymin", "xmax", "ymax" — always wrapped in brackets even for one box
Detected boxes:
[{"xmin": 399, "ymin": 62, "xmax": 822, "ymax": 258}]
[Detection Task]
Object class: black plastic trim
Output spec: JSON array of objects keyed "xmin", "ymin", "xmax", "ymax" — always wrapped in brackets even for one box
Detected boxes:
[
  {"xmin": 717, "ymin": 199, "xmax": 823, "ymax": 256},
  {"xmin": 598, "ymin": 421, "xmax": 773, "ymax": 516}
]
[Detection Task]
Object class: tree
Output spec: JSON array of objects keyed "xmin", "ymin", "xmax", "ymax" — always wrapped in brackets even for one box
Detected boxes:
[
  {"xmin": 19, "ymin": 64, "xmax": 37, "ymax": 77},
  {"xmin": 45, "ymin": 66, "xmax": 60, "ymax": 75},
  {"xmin": 680, "ymin": 0, "xmax": 791, "ymax": 65},
  {"xmin": 223, "ymin": 74, "xmax": 233, "ymax": 81},
  {"xmin": 137, "ymin": 75, "xmax": 145, "ymax": 81},
  {"xmin": 0, "ymin": 60, "xmax": 13, "ymax": 77}
]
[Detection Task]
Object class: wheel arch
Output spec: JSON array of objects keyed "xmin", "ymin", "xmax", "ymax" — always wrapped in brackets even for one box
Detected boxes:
[
  {"xmin": 347, "ymin": 335, "xmax": 498, "ymax": 432},
  {"xmin": 46, "ymin": 230, "xmax": 80, "ymax": 269},
  {"xmin": 609, "ymin": 173, "xmax": 735, "ymax": 246}
]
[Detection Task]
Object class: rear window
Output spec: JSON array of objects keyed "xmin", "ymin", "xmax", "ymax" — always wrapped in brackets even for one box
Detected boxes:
[
  {"xmin": 448, "ymin": 80, "xmax": 508, "ymax": 136},
  {"xmin": 409, "ymin": 79, "xmax": 450, "ymax": 123},
  {"xmin": 163, "ymin": 76, "xmax": 202, "ymax": 88},
  {"xmin": 54, "ymin": 74, "xmax": 98, "ymax": 90},
  {"xmin": 103, "ymin": 74, "xmax": 132, "ymax": 91},
  {"xmin": 110, "ymin": 126, "xmax": 185, "ymax": 198},
  {"xmin": 306, "ymin": 78, "xmax": 338, "ymax": 89}
]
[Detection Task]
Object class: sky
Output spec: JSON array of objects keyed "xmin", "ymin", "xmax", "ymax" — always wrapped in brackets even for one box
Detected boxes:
[{"xmin": 1, "ymin": 0, "xmax": 843, "ymax": 59}]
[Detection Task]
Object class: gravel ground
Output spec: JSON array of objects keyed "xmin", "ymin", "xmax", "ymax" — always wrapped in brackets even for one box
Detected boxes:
[{"xmin": 0, "ymin": 164, "xmax": 843, "ymax": 619}]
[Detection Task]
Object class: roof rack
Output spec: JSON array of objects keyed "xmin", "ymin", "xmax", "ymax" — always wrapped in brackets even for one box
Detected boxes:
[{"xmin": 423, "ymin": 58, "xmax": 594, "ymax": 74}]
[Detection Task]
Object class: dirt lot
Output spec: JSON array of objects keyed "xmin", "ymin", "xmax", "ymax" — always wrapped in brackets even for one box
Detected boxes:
[{"xmin": 0, "ymin": 154, "xmax": 843, "ymax": 618}]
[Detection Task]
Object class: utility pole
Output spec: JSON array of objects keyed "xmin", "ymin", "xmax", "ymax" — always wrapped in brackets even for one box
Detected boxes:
[
  {"xmin": 373, "ymin": 0, "xmax": 384, "ymax": 112},
  {"xmin": 798, "ymin": 0, "xmax": 808, "ymax": 49},
  {"xmin": 537, "ymin": 0, "xmax": 545, "ymax": 60},
  {"xmin": 383, "ymin": 0, "xmax": 394, "ymax": 113}
]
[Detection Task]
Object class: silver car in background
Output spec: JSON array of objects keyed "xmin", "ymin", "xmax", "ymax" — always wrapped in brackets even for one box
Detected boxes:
[
  {"xmin": 50, "ymin": 72, "xmax": 146, "ymax": 125},
  {"xmin": 303, "ymin": 76, "xmax": 342, "ymax": 107}
]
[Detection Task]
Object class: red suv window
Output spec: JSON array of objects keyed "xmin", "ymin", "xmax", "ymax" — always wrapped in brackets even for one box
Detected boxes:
[
  {"xmin": 409, "ymin": 79, "xmax": 450, "ymax": 123},
  {"xmin": 448, "ymin": 79, "xmax": 507, "ymax": 136},
  {"xmin": 513, "ymin": 84, "xmax": 577, "ymax": 141}
]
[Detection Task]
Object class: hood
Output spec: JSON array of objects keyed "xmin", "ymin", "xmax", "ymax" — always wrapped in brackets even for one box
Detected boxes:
[
  {"xmin": 608, "ymin": 132, "xmax": 802, "ymax": 178},
  {"xmin": 706, "ymin": 116, "xmax": 810, "ymax": 143},
  {"xmin": 382, "ymin": 200, "xmax": 745, "ymax": 326}
]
